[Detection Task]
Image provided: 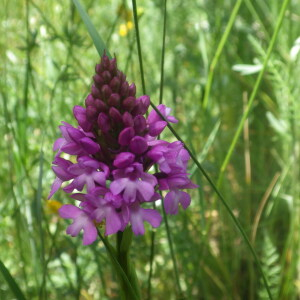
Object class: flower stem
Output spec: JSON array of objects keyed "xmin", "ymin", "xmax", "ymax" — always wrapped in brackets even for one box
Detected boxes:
[
  {"xmin": 117, "ymin": 232, "xmax": 130, "ymax": 299},
  {"xmin": 116, "ymin": 230, "xmax": 141, "ymax": 300},
  {"xmin": 98, "ymin": 230, "xmax": 140, "ymax": 300}
]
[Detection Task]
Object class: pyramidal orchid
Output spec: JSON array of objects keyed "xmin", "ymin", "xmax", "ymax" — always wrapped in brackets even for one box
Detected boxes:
[{"xmin": 49, "ymin": 54, "xmax": 197, "ymax": 245}]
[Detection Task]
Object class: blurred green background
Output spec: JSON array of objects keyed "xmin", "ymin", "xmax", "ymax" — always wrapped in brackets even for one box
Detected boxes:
[{"xmin": 0, "ymin": 0, "xmax": 299, "ymax": 299}]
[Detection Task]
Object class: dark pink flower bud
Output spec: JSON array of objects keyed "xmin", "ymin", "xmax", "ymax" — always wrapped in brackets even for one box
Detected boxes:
[
  {"xmin": 108, "ymin": 93, "xmax": 120, "ymax": 107},
  {"xmin": 97, "ymin": 112, "xmax": 110, "ymax": 133},
  {"xmin": 122, "ymin": 112, "xmax": 134, "ymax": 127},
  {"xmin": 109, "ymin": 77, "xmax": 121, "ymax": 92},
  {"xmin": 120, "ymin": 81, "xmax": 129, "ymax": 97},
  {"xmin": 130, "ymin": 136, "xmax": 148, "ymax": 154},
  {"xmin": 66, "ymin": 126, "xmax": 85, "ymax": 141},
  {"xmin": 86, "ymin": 106, "xmax": 99, "ymax": 120},
  {"xmin": 109, "ymin": 58, "xmax": 117, "ymax": 74},
  {"xmin": 102, "ymin": 71, "xmax": 112, "ymax": 83},
  {"xmin": 128, "ymin": 83, "xmax": 136, "ymax": 97},
  {"xmin": 117, "ymin": 70, "xmax": 126, "ymax": 82},
  {"xmin": 134, "ymin": 95, "xmax": 150, "ymax": 115},
  {"xmin": 101, "ymin": 55, "xmax": 110, "ymax": 70},
  {"xmin": 122, "ymin": 97, "xmax": 136, "ymax": 111},
  {"xmin": 109, "ymin": 107, "xmax": 122, "ymax": 123},
  {"xmin": 73, "ymin": 106, "xmax": 92, "ymax": 132},
  {"xmin": 101, "ymin": 85, "xmax": 112, "ymax": 100},
  {"xmin": 95, "ymin": 63, "xmax": 102, "ymax": 74},
  {"xmin": 93, "ymin": 74, "xmax": 104, "ymax": 86},
  {"xmin": 85, "ymin": 94, "xmax": 94, "ymax": 107},
  {"xmin": 113, "ymin": 152, "xmax": 135, "ymax": 168},
  {"xmin": 79, "ymin": 137, "xmax": 100, "ymax": 154},
  {"xmin": 118, "ymin": 127, "xmax": 135, "ymax": 146},
  {"xmin": 92, "ymin": 85, "xmax": 101, "ymax": 99},
  {"xmin": 134, "ymin": 115, "xmax": 147, "ymax": 134},
  {"xmin": 95, "ymin": 99, "xmax": 107, "ymax": 112}
]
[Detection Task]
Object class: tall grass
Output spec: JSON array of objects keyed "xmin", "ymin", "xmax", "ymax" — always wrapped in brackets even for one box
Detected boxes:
[{"xmin": 0, "ymin": 0, "xmax": 299, "ymax": 299}]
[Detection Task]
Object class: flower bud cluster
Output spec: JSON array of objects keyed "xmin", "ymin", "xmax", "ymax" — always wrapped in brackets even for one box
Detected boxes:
[{"xmin": 49, "ymin": 54, "xmax": 197, "ymax": 245}]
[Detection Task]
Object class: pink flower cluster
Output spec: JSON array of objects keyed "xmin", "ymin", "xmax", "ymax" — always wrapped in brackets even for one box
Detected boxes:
[{"xmin": 49, "ymin": 54, "xmax": 197, "ymax": 245}]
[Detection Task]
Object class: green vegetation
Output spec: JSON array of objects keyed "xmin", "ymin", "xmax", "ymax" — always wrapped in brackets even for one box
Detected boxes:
[{"xmin": 0, "ymin": 0, "xmax": 299, "ymax": 299}]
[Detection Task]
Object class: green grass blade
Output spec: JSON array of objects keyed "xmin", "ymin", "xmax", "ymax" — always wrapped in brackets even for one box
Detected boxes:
[
  {"xmin": 202, "ymin": 0, "xmax": 243, "ymax": 109},
  {"xmin": 131, "ymin": 0, "xmax": 146, "ymax": 94},
  {"xmin": 0, "ymin": 259, "xmax": 27, "ymax": 300},
  {"xmin": 159, "ymin": 0, "xmax": 168, "ymax": 105},
  {"xmin": 72, "ymin": 0, "xmax": 112, "ymax": 59}
]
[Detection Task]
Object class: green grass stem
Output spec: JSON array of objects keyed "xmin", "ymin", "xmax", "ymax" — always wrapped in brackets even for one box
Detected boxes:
[{"xmin": 202, "ymin": 0, "xmax": 243, "ymax": 109}]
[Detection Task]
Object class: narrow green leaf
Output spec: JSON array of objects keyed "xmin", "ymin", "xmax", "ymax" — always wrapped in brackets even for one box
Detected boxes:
[
  {"xmin": 202, "ymin": 0, "xmax": 243, "ymax": 109},
  {"xmin": 0, "ymin": 259, "xmax": 26, "ymax": 300},
  {"xmin": 72, "ymin": 0, "xmax": 112, "ymax": 59}
]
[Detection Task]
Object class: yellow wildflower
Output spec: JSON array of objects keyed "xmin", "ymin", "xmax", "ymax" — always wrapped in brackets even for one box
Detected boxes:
[
  {"xmin": 127, "ymin": 21, "xmax": 133, "ymax": 30},
  {"xmin": 46, "ymin": 200, "xmax": 63, "ymax": 214},
  {"xmin": 119, "ymin": 23, "xmax": 128, "ymax": 37},
  {"xmin": 119, "ymin": 21, "xmax": 134, "ymax": 37}
]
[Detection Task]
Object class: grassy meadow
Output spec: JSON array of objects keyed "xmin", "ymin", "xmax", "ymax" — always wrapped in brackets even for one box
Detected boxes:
[{"xmin": 0, "ymin": 0, "xmax": 299, "ymax": 299}]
